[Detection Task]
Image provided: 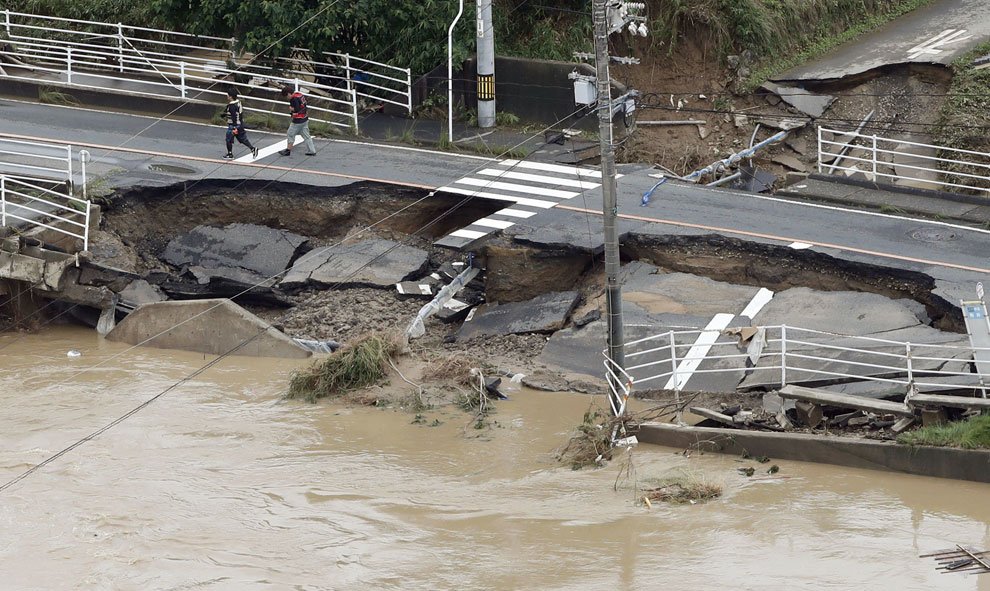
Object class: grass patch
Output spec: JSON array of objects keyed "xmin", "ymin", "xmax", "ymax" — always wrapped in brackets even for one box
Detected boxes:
[
  {"xmin": 932, "ymin": 41, "xmax": 990, "ymax": 192},
  {"xmin": 244, "ymin": 111, "xmax": 287, "ymax": 132},
  {"xmin": 39, "ymin": 86, "xmax": 80, "ymax": 107},
  {"xmin": 641, "ymin": 471, "xmax": 723, "ymax": 505},
  {"xmin": 556, "ymin": 407, "xmax": 619, "ymax": 470},
  {"xmin": 285, "ymin": 332, "xmax": 401, "ymax": 403},
  {"xmin": 897, "ymin": 414, "xmax": 990, "ymax": 449}
]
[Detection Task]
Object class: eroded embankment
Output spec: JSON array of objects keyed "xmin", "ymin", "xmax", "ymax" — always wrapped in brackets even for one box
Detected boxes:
[{"xmin": 86, "ymin": 179, "xmax": 965, "ymax": 336}]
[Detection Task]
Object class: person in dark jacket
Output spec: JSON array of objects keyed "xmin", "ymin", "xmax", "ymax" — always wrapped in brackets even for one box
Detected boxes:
[
  {"xmin": 224, "ymin": 88, "xmax": 259, "ymax": 160},
  {"xmin": 278, "ymin": 85, "xmax": 317, "ymax": 156}
]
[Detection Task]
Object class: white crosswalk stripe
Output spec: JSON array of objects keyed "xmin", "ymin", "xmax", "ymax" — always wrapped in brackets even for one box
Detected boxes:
[{"xmin": 435, "ymin": 160, "xmax": 617, "ymax": 249}]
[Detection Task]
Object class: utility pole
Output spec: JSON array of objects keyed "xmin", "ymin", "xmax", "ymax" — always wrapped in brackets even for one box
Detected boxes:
[
  {"xmin": 593, "ymin": 0, "xmax": 624, "ymax": 391},
  {"xmin": 476, "ymin": 0, "xmax": 495, "ymax": 128}
]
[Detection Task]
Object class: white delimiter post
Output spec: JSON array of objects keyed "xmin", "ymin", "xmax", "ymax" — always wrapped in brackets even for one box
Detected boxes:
[
  {"xmin": 476, "ymin": 0, "xmax": 495, "ymax": 128},
  {"xmin": 593, "ymin": 0, "xmax": 625, "ymax": 401},
  {"xmin": 447, "ymin": 0, "xmax": 465, "ymax": 143}
]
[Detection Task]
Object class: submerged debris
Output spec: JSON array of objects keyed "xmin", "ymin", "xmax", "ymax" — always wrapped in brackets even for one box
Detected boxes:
[
  {"xmin": 556, "ymin": 407, "xmax": 627, "ymax": 470},
  {"xmin": 642, "ymin": 473, "xmax": 723, "ymax": 505},
  {"xmin": 285, "ymin": 332, "xmax": 402, "ymax": 403}
]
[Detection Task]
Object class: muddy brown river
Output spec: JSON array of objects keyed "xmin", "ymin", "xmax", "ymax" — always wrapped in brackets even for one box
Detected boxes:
[{"xmin": 2, "ymin": 326, "xmax": 989, "ymax": 590}]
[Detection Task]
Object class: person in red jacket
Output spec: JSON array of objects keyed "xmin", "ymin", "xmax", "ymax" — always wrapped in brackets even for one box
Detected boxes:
[{"xmin": 278, "ymin": 85, "xmax": 317, "ymax": 156}]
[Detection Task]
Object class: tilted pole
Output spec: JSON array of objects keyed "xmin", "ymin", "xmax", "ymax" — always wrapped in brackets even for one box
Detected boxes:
[{"xmin": 593, "ymin": 0, "xmax": 625, "ymax": 400}]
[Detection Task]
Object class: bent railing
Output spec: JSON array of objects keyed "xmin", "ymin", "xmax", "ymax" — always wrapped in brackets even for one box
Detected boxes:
[
  {"xmin": 606, "ymin": 324, "xmax": 989, "ymax": 401},
  {"xmin": 1, "ymin": 175, "xmax": 91, "ymax": 251},
  {"xmin": 817, "ymin": 127, "xmax": 990, "ymax": 194}
]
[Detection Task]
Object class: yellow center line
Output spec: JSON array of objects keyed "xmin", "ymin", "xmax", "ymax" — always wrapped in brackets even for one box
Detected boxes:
[{"xmin": 558, "ymin": 204, "xmax": 990, "ymax": 275}]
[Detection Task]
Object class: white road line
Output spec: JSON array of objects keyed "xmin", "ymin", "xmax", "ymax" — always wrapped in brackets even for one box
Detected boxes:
[
  {"xmin": 438, "ymin": 186, "xmax": 558, "ymax": 208},
  {"xmin": 476, "ymin": 168, "xmax": 601, "ymax": 189},
  {"xmin": 501, "ymin": 159, "xmax": 605, "ymax": 178},
  {"xmin": 908, "ymin": 29, "xmax": 972, "ymax": 59},
  {"xmin": 740, "ymin": 287, "xmax": 775, "ymax": 319},
  {"xmin": 663, "ymin": 313, "xmax": 735, "ymax": 391},
  {"xmin": 496, "ymin": 208, "xmax": 537, "ymax": 219},
  {"xmin": 450, "ymin": 228, "xmax": 488, "ymax": 239},
  {"xmin": 455, "ymin": 177, "xmax": 578, "ymax": 199},
  {"xmin": 473, "ymin": 217, "xmax": 515, "ymax": 229},
  {"xmin": 789, "ymin": 241, "xmax": 813, "ymax": 250},
  {"xmin": 698, "ymin": 184, "xmax": 990, "ymax": 236},
  {"xmin": 235, "ymin": 136, "xmax": 301, "ymax": 162}
]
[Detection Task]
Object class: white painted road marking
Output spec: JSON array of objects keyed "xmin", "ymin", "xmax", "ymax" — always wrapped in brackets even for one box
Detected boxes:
[
  {"xmin": 907, "ymin": 29, "xmax": 972, "ymax": 59},
  {"xmin": 454, "ymin": 177, "xmax": 579, "ymax": 199},
  {"xmin": 235, "ymin": 135, "xmax": 307, "ymax": 162},
  {"xmin": 476, "ymin": 168, "xmax": 602, "ymax": 189},
  {"xmin": 740, "ymin": 287, "xmax": 775, "ymax": 319},
  {"xmin": 439, "ymin": 186, "xmax": 557, "ymax": 208},
  {"xmin": 664, "ymin": 313, "xmax": 735, "ymax": 391},
  {"xmin": 473, "ymin": 217, "xmax": 515, "ymax": 229},
  {"xmin": 663, "ymin": 287, "xmax": 775, "ymax": 391},
  {"xmin": 496, "ymin": 208, "xmax": 537, "ymax": 219},
  {"xmin": 789, "ymin": 241, "xmax": 813, "ymax": 250}
]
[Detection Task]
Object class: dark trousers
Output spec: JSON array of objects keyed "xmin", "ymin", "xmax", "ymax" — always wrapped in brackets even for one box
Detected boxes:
[{"xmin": 226, "ymin": 125, "xmax": 255, "ymax": 152}]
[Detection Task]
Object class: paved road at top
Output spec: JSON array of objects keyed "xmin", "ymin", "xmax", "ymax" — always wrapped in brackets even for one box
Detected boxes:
[
  {"xmin": 775, "ymin": 0, "xmax": 990, "ymax": 82},
  {"xmin": 0, "ymin": 98, "xmax": 987, "ymax": 306}
]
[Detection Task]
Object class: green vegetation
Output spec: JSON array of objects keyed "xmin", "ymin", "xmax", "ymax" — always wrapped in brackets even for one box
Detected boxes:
[
  {"xmin": 556, "ymin": 407, "xmax": 618, "ymax": 470},
  {"xmin": 932, "ymin": 41, "xmax": 990, "ymax": 192},
  {"xmin": 641, "ymin": 471, "xmax": 723, "ymax": 505},
  {"xmin": 38, "ymin": 86, "xmax": 80, "ymax": 107},
  {"xmin": 286, "ymin": 333, "xmax": 401, "ymax": 403},
  {"xmin": 897, "ymin": 415, "xmax": 990, "ymax": 449}
]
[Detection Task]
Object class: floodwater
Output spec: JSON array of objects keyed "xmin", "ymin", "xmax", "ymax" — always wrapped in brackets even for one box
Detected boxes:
[{"xmin": 2, "ymin": 326, "xmax": 989, "ymax": 590}]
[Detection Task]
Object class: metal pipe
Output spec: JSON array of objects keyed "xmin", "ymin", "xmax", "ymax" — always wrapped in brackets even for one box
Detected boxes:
[
  {"xmin": 447, "ymin": 0, "xmax": 464, "ymax": 143},
  {"xmin": 683, "ymin": 129, "xmax": 789, "ymax": 183},
  {"xmin": 706, "ymin": 172, "xmax": 742, "ymax": 187}
]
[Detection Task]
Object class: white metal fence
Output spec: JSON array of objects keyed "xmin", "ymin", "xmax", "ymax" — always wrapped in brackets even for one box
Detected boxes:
[
  {"xmin": 817, "ymin": 127, "xmax": 990, "ymax": 194},
  {"xmin": 0, "ymin": 10, "xmax": 413, "ymax": 132},
  {"xmin": 0, "ymin": 136, "xmax": 73, "ymax": 189},
  {"xmin": 1, "ymin": 176, "xmax": 91, "ymax": 251},
  {"xmin": 604, "ymin": 324, "xmax": 989, "ymax": 410}
]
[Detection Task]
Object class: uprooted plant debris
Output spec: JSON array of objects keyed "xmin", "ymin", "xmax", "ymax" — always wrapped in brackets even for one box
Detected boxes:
[
  {"xmin": 641, "ymin": 473, "xmax": 723, "ymax": 506},
  {"xmin": 285, "ymin": 331, "xmax": 403, "ymax": 403}
]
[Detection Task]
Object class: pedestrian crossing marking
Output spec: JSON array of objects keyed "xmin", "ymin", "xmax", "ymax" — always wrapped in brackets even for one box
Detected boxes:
[{"xmin": 435, "ymin": 159, "xmax": 614, "ymax": 249}]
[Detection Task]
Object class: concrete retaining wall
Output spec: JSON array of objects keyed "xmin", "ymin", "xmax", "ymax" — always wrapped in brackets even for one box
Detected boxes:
[
  {"xmin": 638, "ymin": 423, "xmax": 990, "ymax": 483},
  {"xmin": 107, "ymin": 298, "xmax": 311, "ymax": 359}
]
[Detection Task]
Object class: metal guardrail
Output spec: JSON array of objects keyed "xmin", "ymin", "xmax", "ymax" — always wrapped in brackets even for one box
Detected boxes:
[
  {"xmin": 604, "ymin": 325, "xmax": 990, "ymax": 405},
  {"xmin": 0, "ymin": 136, "xmax": 73, "ymax": 188},
  {"xmin": 0, "ymin": 10, "xmax": 414, "ymax": 131},
  {"xmin": 817, "ymin": 127, "xmax": 990, "ymax": 194},
  {"xmin": 1, "ymin": 175, "xmax": 91, "ymax": 251}
]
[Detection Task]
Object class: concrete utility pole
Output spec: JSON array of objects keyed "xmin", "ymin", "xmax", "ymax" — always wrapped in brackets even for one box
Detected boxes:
[
  {"xmin": 593, "ymin": 0, "xmax": 624, "ymax": 382},
  {"xmin": 476, "ymin": 0, "xmax": 495, "ymax": 128}
]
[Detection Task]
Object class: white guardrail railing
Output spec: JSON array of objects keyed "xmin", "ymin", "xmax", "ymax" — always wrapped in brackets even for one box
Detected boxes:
[
  {"xmin": 818, "ymin": 127, "xmax": 990, "ymax": 194},
  {"xmin": 1, "ymin": 175, "xmax": 91, "ymax": 251},
  {"xmin": 0, "ymin": 10, "xmax": 413, "ymax": 132},
  {"xmin": 0, "ymin": 135, "xmax": 90, "ymax": 251},
  {"xmin": 605, "ymin": 324, "xmax": 989, "ymax": 414}
]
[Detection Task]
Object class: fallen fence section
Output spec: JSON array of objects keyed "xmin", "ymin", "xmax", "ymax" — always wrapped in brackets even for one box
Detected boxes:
[{"xmin": 0, "ymin": 175, "xmax": 91, "ymax": 251}]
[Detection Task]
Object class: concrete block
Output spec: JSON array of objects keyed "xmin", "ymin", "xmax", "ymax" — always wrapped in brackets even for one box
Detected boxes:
[{"xmin": 107, "ymin": 298, "xmax": 311, "ymax": 359}]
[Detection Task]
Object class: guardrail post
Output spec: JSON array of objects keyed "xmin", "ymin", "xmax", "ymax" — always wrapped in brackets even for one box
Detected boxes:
[
  {"xmin": 817, "ymin": 127, "xmax": 823, "ymax": 173},
  {"xmin": 3, "ymin": 10, "xmax": 9, "ymax": 36},
  {"xmin": 117, "ymin": 23, "xmax": 124, "ymax": 73},
  {"xmin": 293, "ymin": 77, "xmax": 300, "ymax": 92},
  {"xmin": 180, "ymin": 62, "xmax": 186, "ymax": 98},
  {"xmin": 905, "ymin": 342, "xmax": 913, "ymax": 385},
  {"xmin": 780, "ymin": 325, "xmax": 788, "ymax": 387},
  {"xmin": 406, "ymin": 68, "xmax": 413, "ymax": 114},
  {"xmin": 351, "ymin": 89, "xmax": 359, "ymax": 135},
  {"xmin": 871, "ymin": 134, "xmax": 878, "ymax": 181},
  {"xmin": 344, "ymin": 54, "xmax": 353, "ymax": 96},
  {"xmin": 66, "ymin": 46, "xmax": 72, "ymax": 85},
  {"xmin": 66, "ymin": 144, "xmax": 73, "ymax": 195},
  {"xmin": 668, "ymin": 329, "xmax": 678, "ymax": 387},
  {"xmin": 1, "ymin": 176, "xmax": 6, "ymax": 228}
]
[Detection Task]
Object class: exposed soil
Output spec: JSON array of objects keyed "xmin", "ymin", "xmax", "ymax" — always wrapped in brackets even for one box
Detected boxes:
[{"xmin": 607, "ymin": 38, "xmax": 955, "ymax": 184}]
